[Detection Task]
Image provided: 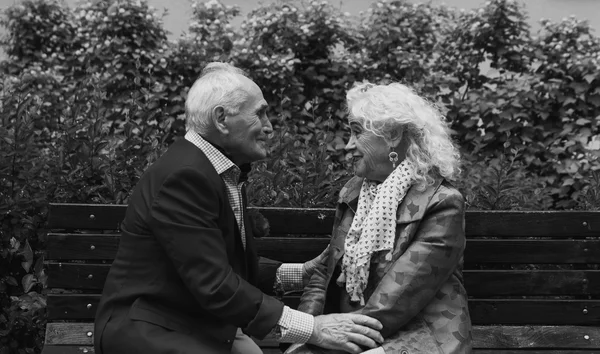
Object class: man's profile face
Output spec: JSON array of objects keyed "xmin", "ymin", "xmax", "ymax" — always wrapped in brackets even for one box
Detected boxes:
[{"xmin": 223, "ymin": 76, "xmax": 273, "ymax": 166}]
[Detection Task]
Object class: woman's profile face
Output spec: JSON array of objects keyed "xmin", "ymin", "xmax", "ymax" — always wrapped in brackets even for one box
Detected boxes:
[{"xmin": 345, "ymin": 119, "xmax": 394, "ymax": 182}]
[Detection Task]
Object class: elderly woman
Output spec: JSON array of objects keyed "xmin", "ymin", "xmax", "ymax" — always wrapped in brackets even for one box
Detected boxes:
[{"xmin": 286, "ymin": 82, "xmax": 472, "ymax": 354}]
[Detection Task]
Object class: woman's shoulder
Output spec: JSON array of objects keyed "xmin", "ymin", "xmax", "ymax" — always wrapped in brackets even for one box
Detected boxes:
[
  {"xmin": 338, "ymin": 176, "xmax": 364, "ymax": 203},
  {"xmin": 432, "ymin": 179, "xmax": 465, "ymax": 208}
]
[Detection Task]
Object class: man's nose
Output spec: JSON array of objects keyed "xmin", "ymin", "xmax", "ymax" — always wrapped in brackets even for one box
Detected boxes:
[{"xmin": 263, "ymin": 116, "xmax": 273, "ymax": 135}]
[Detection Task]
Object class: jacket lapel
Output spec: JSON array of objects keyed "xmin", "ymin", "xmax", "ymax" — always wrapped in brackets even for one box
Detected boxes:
[
  {"xmin": 337, "ymin": 175, "xmax": 444, "ymax": 225},
  {"xmin": 396, "ymin": 177, "xmax": 443, "ymax": 224}
]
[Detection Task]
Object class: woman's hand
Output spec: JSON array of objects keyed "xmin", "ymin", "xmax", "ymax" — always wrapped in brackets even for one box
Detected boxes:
[{"xmin": 302, "ymin": 245, "xmax": 330, "ymax": 286}]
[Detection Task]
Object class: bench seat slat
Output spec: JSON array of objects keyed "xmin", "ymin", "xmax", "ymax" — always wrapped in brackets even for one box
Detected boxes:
[
  {"xmin": 39, "ymin": 347, "xmax": 600, "ymax": 354},
  {"xmin": 47, "ymin": 204, "xmax": 600, "ymax": 237},
  {"xmin": 41, "ymin": 346, "xmax": 94, "ymax": 354},
  {"xmin": 472, "ymin": 351, "xmax": 600, "ymax": 353},
  {"xmin": 46, "ymin": 294, "xmax": 600, "ymax": 325},
  {"xmin": 43, "ymin": 322, "xmax": 600, "ymax": 349},
  {"xmin": 45, "ymin": 263, "xmax": 600, "ymax": 296},
  {"xmin": 47, "ymin": 234, "xmax": 600, "ymax": 264}
]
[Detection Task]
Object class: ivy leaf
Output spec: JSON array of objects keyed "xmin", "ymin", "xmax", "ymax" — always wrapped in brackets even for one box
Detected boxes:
[
  {"xmin": 584, "ymin": 74, "xmax": 596, "ymax": 84},
  {"xmin": 107, "ymin": 3, "xmax": 118, "ymax": 17},
  {"xmin": 563, "ymin": 97, "xmax": 577, "ymax": 106},
  {"xmin": 21, "ymin": 274, "xmax": 36, "ymax": 293},
  {"xmin": 6, "ymin": 276, "xmax": 18, "ymax": 286},
  {"xmin": 588, "ymin": 95, "xmax": 600, "ymax": 107},
  {"xmin": 20, "ymin": 239, "xmax": 34, "ymax": 272},
  {"xmin": 575, "ymin": 118, "xmax": 591, "ymax": 126},
  {"xmin": 34, "ymin": 255, "xmax": 44, "ymax": 275}
]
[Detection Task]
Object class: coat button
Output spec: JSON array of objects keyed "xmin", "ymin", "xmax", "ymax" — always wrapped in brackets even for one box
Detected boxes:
[{"xmin": 401, "ymin": 351, "xmax": 409, "ymax": 354}]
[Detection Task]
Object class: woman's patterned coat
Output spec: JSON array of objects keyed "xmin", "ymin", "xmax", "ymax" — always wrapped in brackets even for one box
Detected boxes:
[{"xmin": 286, "ymin": 176, "xmax": 472, "ymax": 354}]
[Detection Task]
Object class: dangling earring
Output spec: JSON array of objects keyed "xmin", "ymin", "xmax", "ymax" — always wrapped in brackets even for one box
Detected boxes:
[{"xmin": 389, "ymin": 151, "xmax": 399, "ymax": 168}]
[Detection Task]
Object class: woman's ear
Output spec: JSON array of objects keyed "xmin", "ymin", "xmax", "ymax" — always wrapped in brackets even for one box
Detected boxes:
[
  {"xmin": 387, "ymin": 127, "xmax": 404, "ymax": 149},
  {"xmin": 212, "ymin": 106, "xmax": 229, "ymax": 135}
]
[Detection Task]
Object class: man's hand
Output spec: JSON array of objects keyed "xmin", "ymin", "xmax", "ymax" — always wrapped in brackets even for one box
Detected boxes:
[
  {"xmin": 307, "ymin": 313, "xmax": 384, "ymax": 354},
  {"xmin": 302, "ymin": 245, "xmax": 329, "ymax": 286}
]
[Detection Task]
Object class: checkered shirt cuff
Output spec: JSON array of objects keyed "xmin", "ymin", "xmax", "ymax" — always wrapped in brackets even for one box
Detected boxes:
[
  {"xmin": 275, "ymin": 263, "xmax": 304, "ymax": 294},
  {"xmin": 274, "ymin": 306, "xmax": 314, "ymax": 344}
]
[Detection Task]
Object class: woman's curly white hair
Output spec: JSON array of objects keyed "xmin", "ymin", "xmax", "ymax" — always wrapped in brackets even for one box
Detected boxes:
[{"xmin": 346, "ymin": 81, "xmax": 461, "ymax": 189}]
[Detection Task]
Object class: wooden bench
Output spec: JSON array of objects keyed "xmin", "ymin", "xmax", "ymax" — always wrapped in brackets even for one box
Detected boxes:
[{"xmin": 42, "ymin": 203, "xmax": 600, "ymax": 354}]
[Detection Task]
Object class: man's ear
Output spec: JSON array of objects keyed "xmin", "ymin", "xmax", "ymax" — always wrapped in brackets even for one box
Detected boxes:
[{"xmin": 212, "ymin": 106, "xmax": 229, "ymax": 135}]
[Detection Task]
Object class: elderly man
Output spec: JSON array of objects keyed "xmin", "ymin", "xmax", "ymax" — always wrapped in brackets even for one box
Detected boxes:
[{"xmin": 93, "ymin": 62, "xmax": 383, "ymax": 354}]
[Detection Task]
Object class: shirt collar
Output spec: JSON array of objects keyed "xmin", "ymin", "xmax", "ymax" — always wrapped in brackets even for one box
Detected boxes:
[{"xmin": 185, "ymin": 130, "xmax": 238, "ymax": 176}]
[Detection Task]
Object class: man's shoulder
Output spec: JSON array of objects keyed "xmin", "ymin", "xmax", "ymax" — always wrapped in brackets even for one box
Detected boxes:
[
  {"xmin": 141, "ymin": 138, "xmax": 221, "ymax": 187},
  {"xmin": 155, "ymin": 139, "xmax": 212, "ymax": 171}
]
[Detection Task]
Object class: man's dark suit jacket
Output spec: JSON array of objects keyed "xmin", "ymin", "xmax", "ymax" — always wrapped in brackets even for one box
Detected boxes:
[{"xmin": 94, "ymin": 138, "xmax": 285, "ymax": 354}]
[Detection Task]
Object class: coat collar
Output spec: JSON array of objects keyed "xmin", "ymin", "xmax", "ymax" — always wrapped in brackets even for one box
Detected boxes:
[{"xmin": 338, "ymin": 175, "xmax": 444, "ymax": 224}]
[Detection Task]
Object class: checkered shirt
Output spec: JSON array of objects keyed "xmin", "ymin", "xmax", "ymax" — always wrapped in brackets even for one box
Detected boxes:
[
  {"xmin": 185, "ymin": 131, "xmax": 246, "ymax": 249},
  {"xmin": 185, "ymin": 131, "xmax": 313, "ymax": 343}
]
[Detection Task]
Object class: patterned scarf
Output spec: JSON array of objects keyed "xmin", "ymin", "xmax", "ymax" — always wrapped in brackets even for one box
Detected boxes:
[{"xmin": 338, "ymin": 160, "xmax": 413, "ymax": 305}]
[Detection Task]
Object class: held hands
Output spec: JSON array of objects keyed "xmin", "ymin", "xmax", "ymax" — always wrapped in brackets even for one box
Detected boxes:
[
  {"xmin": 307, "ymin": 313, "xmax": 384, "ymax": 354},
  {"xmin": 302, "ymin": 245, "xmax": 330, "ymax": 286}
]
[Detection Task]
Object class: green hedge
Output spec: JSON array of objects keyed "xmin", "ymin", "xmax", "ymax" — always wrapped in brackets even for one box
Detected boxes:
[{"xmin": 0, "ymin": 0, "xmax": 599, "ymax": 352}]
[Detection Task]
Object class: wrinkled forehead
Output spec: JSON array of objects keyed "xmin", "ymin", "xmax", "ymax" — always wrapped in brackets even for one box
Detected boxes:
[{"xmin": 239, "ymin": 76, "xmax": 267, "ymax": 108}]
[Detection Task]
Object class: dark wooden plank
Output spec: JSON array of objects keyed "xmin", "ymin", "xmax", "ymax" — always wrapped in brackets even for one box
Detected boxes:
[
  {"xmin": 47, "ymin": 263, "xmax": 109, "ymax": 290},
  {"xmin": 46, "ymin": 294, "xmax": 600, "ymax": 325},
  {"xmin": 472, "ymin": 351, "xmax": 600, "ymax": 354},
  {"xmin": 46, "ymin": 262, "xmax": 600, "ymax": 296},
  {"xmin": 46, "ymin": 205, "xmax": 336, "ymax": 233},
  {"xmin": 47, "ymin": 204, "xmax": 600, "ymax": 237},
  {"xmin": 465, "ymin": 270, "xmax": 600, "ymax": 296},
  {"xmin": 38, "ymin": 344, "xmax": 600, "ymax": 353},
  {"xmin": 45, "ymin": 323, "xmax": 94, "ymax": 345},
  {"xmin": 41, "ymin": 347, "xmax": 94, "ymax": 354},
  {"xmin": 47, "ymin": 203, "xmax": 126, "ymax": 230},
  {"xmin": 45, "ymin": 234, "xmax": 600, "ymax": 264},
  {"xmin": 240, "ymin": 326, "xmax": 600, "ymax": 350},
  {"xmin": 42, "ymin": 322, "xmax": 600, "ymax": 349},
  {"xmin": 469, "ymin": 299, "xmax": 600, "ymax": 326},
  {"xmin": 47, "ymin": 294, "xmax": 99, "ymax": 320},
  {"xmin": 465, "ymin": 239, "xmax": 600, "ymax": 264},
  {"xmin": 465, "ymin": 211, "xmax": 600, "ymax": 238},
  {"xmin": 472, "ymin": 325, "xmax": 600, "ymax": 349},
  {"xmin": 253, "ymin": 207, "xmax": 335, "ymax": 235},
  {"xmin": 46, "ymin": 234, "xmax": 120, "ymax": 260}
]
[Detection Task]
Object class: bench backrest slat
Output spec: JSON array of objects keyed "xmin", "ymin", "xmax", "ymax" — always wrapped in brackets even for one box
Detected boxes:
[
  {"xmin": 46, "ymin": 293, "xmax": 600, "ymax": 326},
  {"xmin": 48, "ymin": 204, "xmax": 600, "ymax": 237},
  {"xmin": 47, "ymin": 233, "xmax": 600, "ymax": 264},
  {"xmin": 45, "ymin": 262, "xmax": 600, "ymax": 296}
]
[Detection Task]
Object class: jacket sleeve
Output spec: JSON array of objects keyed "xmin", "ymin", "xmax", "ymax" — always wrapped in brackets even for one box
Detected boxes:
[
  {"xmin": 147, "ymin": 166, "xmax": 284, "ymax": 338},
  {"xmin": 356, "ymin": 187, "xmax": 466, "ymax": 338},
  {"xmin": 257, "ymin": 256, "xmax": 282, "ymax": 295}
]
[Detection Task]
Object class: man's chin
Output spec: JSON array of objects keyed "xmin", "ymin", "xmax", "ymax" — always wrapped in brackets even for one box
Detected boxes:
[{"xmin": 249, "ymin": 150, "xmax": 269, "ymax": 162}]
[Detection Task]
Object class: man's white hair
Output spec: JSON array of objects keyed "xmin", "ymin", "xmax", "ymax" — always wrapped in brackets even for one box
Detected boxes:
[{"xmin": 185, "ymin": 62, "xmax": 249, "ymax": 133}]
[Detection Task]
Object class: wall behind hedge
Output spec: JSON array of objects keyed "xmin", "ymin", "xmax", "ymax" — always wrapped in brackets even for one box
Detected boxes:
[{"xmin": 0, "ymin": 0, "xmax": 599, "ymax": 352}]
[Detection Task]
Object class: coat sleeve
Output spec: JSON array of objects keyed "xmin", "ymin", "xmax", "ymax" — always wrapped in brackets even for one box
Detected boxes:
[
  {"xmin": 356, "ymin": 187, "xmax": 466, "ymax": 338},
  {"xmin": 147, "ymin": 166, "xmax": 284, "ymax": 338},
  {"xmin": 257, "ymin": 256, "xmax": 282, "ymax": 295}
]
